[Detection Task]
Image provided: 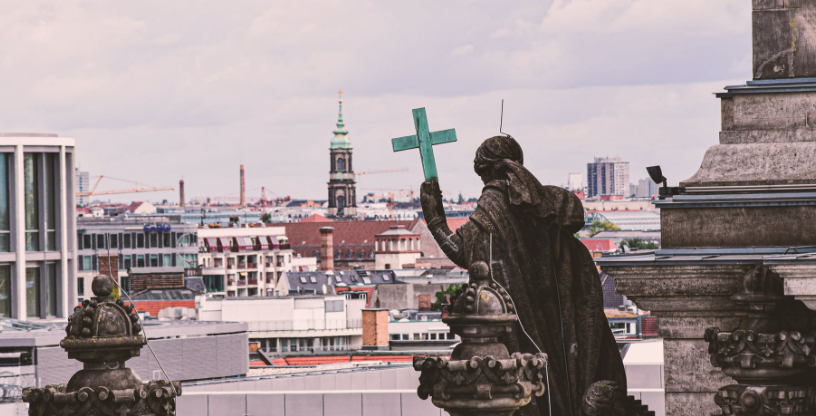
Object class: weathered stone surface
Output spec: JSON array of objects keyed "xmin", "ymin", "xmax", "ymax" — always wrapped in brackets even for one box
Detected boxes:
[
  {"xmin": 720, "ymin": 92, "xmax": 816, "ymax": 138},
  {"xmin": 719, "ymin": 129, "xmax": 816, "ymax": 144},
  {"xmin": 681, "ymin": 143, "xmax": 816, "ymax": 187},
  {"xmin": 665, "ymin": 392, "xmax": 720, "ymax": 416},
  {"xmin": 664, "ymin": 339, "xmax": 735, "ymax": 393},
  {"xmin": 661, "ymin": 205, "xmax": 816, "ymax": 247},
  {"xmin": 753, "ymin": 4, "xmax": 816, "ymax": 79},
  {"xmin": 655, "ymin": 315, "xmax": 742, "ymax": 340}
]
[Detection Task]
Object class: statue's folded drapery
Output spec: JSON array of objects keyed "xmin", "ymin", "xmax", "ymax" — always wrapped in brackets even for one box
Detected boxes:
[{"xmin": 422, "ymin": 137, "xmax": 627, "ymax": 416}]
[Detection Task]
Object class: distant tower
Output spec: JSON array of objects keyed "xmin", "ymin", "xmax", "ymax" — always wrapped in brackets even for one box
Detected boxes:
[
  {"xmin": 327, "ymin": 90, "xmax": 357, "ymax": 217},
  {"xmin": 179, "ymin": 179, "xmax": 185, "ymax": 208},
  {"xmin": 240, "ymin": 165, "xmax": 246, "ymax": 207}
]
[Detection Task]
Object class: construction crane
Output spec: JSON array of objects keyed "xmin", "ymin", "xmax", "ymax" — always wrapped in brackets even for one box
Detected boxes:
[
  {"xmin": 362, "ymin": 187, "xmax": 451, "ymax": 201},
  {"xmin": 355, "ymin": 168, "xmax": 409, "ymax": 176},
  {"xmin": 76, "ymin": 176, "xmax": 174, "ymax": 197}
]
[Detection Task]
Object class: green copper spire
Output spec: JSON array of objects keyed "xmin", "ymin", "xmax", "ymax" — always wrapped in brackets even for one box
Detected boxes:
[{"xmin": 330, "ymin": 90, "xmax": 352, "ymax": 149}]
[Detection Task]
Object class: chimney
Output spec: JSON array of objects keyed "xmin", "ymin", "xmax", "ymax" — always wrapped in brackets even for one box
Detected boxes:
[
  {"xmin": 240, "ymin": 165, "xmax": 246, "ymax": 207},
  {"xmin": 98, "ymin": 254, "xmax": 121, "ymax": 294},
  {"xmin": 319, "ymin": 226, "xmax": 334, "ymax": 271},
  {"xmin": 179, "ymin": 179, "xmax": 185, "ymax": 208},
  {"xmin": 361, "ymin": 309, "xmax": 390, "ymax": 351}
]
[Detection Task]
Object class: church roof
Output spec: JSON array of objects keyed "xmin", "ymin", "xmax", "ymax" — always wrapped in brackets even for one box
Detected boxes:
[{"xmin": 330, "ymin": 91, "xmax": 352, "ymax": 150}]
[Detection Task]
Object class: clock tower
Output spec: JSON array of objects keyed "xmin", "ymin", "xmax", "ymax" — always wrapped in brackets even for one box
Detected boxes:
[{"xmin": 327, "ymin": 91, "xmax": 356, "ymax": 217}]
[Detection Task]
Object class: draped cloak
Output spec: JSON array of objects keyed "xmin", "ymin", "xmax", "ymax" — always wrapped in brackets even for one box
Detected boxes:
[{"xmin": 429, "ymin": 180, "xmax": 627, "ymax": 416}]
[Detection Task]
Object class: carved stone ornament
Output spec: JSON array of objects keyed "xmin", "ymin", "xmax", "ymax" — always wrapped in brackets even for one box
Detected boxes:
[
  {"xmin": 23, "ymin": 275, "xmax": 181, "ymax": 416},
  {"xmin": 706, "ymin": 266, "xmax": 816, "ymax": 416},
  {"xmin": 414, "ymin": 261, "xmax": 547, "ymax": 416}
]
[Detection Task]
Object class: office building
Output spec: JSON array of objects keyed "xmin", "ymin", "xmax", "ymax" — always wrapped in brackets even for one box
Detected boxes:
[
  {"xmin": 0, "ymin": 134, "xmax": 76, "ymax": 321},
  {"xmin": 587, "ymin": 157, "xmax": 630, "ymax": 198},
  {"xmin": 76, "ymin": 216, "xmax": 198, "ymax": 301},
  {"xmin": 75, "ymin": 168, "xmax": 89, "ymax": 206},
  {"xmin": 635, "ymin": 177, "xmax": 660, "ymax": 199}
]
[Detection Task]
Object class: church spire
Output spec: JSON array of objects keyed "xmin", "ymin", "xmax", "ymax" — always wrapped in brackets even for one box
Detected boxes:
[{"xmin": 330, "ymin": 90, "xmax": 351, "ymax": 149}]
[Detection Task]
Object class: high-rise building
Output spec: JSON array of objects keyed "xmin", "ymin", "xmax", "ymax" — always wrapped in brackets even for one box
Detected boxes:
[
  {"xmin": 567, "ymin": 173, "xmax": 582, "ymax": 191},
  {"xmin": 0, "ymin": 133, "xmax": 77, "ymax": 320},
  {"xmin": 586, "ymin": 157, "xmax": 630, "ymax": 198},
  {"xmin": 75, "ymin": 168, "xmax": 89, "ymax": 206},
  {"xmin": 327, "ymin": 91, "xmax": 357, "ymax": 217},
  {"xmin": 635, "ymin": 177, "xmax": 660, "ymax": 199}
]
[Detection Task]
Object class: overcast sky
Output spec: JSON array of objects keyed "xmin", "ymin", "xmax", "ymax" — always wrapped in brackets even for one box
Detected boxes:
[{"xmin": 0, "ymin": 0, "xmax": 751, "ymax": 202}]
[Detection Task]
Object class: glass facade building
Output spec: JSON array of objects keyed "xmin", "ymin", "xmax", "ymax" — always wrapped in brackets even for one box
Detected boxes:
[{"xmin": 0, "ymin": 134, "xmax": 76, "ymax": 320}]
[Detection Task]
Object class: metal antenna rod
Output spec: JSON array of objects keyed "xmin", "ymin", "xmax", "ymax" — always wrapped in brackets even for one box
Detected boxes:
[{"xmin": 500, "ymin": 99, "xmax": 512, "ymax": 138}]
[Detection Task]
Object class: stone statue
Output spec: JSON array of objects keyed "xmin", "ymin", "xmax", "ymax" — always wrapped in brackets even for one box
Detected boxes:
[{"xmin": 420, "ymin": 135, "xmax": 628, "ymax": 416}]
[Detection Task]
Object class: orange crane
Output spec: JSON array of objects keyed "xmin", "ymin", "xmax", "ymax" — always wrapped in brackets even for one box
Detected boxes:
[
  {"xmin": 356, "ymin": 168, "xmax": 408, "ymax": 176},
  {"xmin": 76, "ymin": 176, "xmax": 174, "ymax": 197}
]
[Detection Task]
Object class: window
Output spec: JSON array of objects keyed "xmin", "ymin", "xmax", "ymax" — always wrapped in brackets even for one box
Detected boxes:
[
  {"xmin": 81, "ymin": 256, "xmax": 92, "ymax": 271},
  {"xmin": 83, "ymin": 234, "xmax": 92, "ymax": 250},
  {"xmin": 312, "ymin": 250, "xmax": 319, "ymax": 258},
  {"xmin": 150, "ymin": 233, "xmax": 158, "ymax": 248},
  {"xmin": 369, "ymin": 250, "xmax": 375, "ymax": 259},
  {"xmin": 77, "ymin": 277, "xmax": 84, "ymax": 297},
  {"xmin": 163, "ymin": 254, "xmax": 171, "ymax": 268},
  {"xmin": 0, "ymin": 155, "xmax": 9, "ymax": 253},
  {"xmin": 26, "ymin": 267, "xmax": 40, "ymax": 318},
  {"xmin": 413, "ymin": 333, "xmax": 420, "ymax": 340},
  {"xmin": 390, "ymin": 334, "xmax": 400, "ymax": 341},
  {"xmin": 123, "ymin": 234, "xmax": 131, "ymax": 248},
  {"xmin": 97, "ymin": 235, "xmax": 106, "ymax": 250},
  {"xmin": 24, "ymin": 154, "xmax": 39, "ymax": 251},
  {"xmin": 137, "ymin": 234, "xmax": 145, "ymax": 248},
  {"xmin": 137, "ymin": 255, "xmax": 145, "ymax": 268},
  {"xmin": 357, "ymin": 250, "xmax": 365, "ymax": 260},
  {"xmin": 44, "ymin": 154, "xmax": 57, "ymax": 251},
  {"xmin": 309, "ymin": 276, "xmax": 317, "ymax": 283},
  {"xmin": 430, "ymin": 333, "xmax": 437, "ymax": 340},
  {"xmin": 150, "ymin": 254, "xmax": 158, "ymax": 267},
  {"xmin": 447, "ymin": 333, "xmax": 456, "ymax": 340},
  {"xmin": 382, "ymin": 274, "xmax": 390, "ymax": 281},
  {"xmin": 204, "ymin": 275, "xmax": 225, "ymax": 292},
  {"xmin": 0, "ymin": 266, "xmax": 9, "ymax": 317},
  {"xmin": 46, "ymin": 264, "xmax": 57, "ymax": 317},
  {"xmin": 163, "ymin": 233, "xmax": 171, "ymax": 248},
  {"xmin": 334, "ymin": 250, "xmax": 342, "ymax": 258},
  {"xmin": 346, "ymin": 250, "xmax": 353, "ymax": 259},
  {"xmin": 299, "ymin": 276, "xmax": 307, "ymax": 284},
  {"xmin": 110, "ymin": 234, "xmax": 118, "ymax": 249},
  {"xmin": 124, "ymin": 256, "xmax": 131, "ymax": 270}
]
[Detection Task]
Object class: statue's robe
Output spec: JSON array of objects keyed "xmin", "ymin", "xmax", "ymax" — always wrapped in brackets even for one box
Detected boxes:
[{"xmin": 429, "ymin": 179, "xmax": 626, "ymax": 416}]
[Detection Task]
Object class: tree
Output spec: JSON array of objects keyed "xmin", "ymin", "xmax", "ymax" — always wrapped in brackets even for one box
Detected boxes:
[
  {"xmin": 431, "ymin": 284, "xmax": 462, "ymax": 311},
  {"xmin": 588, "ymin": 220, "xmax": 620, "ymax": 236},
  {"xmin": 260, "ymin": 212, "xmax": 272, "ymax": 223},
  {"xmin": 622, "ymin": 238, "xmax": 659, "ymax": 250},
  {"xmin": 457, "ymin": 192, "xmax": 464, "ymax": 204}
]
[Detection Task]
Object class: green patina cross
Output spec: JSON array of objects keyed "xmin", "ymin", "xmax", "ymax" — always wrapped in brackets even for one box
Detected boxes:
[{"xmin": 391, "ymin": 108, "xmax": 457, "ymax": 181}]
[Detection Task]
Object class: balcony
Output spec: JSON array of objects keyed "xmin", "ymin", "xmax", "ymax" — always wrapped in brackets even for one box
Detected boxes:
[
  {"xmin": 247, "ymin": 278, "xmax": 258, "ymax": 285},
  {"xmin": 279, "ymin": 243, "xmax": 291, "ymax": 250},
  {"xmin": 237, "ymin": 279, "xmax": 247, "ymax": 286},
  {"xmin": 264, "ymin": 262, "xmax": 273, "ymax": 268},
  {"xmin": 247, "ymin": 262, "xmax": 258, "ymax": 269},
  {"xmin": 237, "ymin": 263, "xmax": 247, "ymax": 270},
  {"xmin": 227, "ymin": 264, "xmax": 236, "ymax": 270}
]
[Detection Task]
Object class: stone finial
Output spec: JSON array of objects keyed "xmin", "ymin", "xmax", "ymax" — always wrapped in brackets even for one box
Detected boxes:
[{"xmin": 23, "ymin": 274, "xmax": 181, "ymax": 415}]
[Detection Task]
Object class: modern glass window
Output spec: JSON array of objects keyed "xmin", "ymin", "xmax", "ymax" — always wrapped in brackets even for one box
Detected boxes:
[
  {"xmin": 46, "ymin": 263, "xmax": 57, "ymax": 316},
  {"xmin": 77, "ymin": 277, "xmax": 84, "ymax": 297},
  {"xmin": 163, "ymin": 233, "xmax": 171, "ymax": 248},
  {"xmin": 150, "ymin": 254, "xmax": 158, "ymax": 267},
  {"xmin": 137, "ymin": 255, "xmax": 145, "ymax": 268},
  {"xmin": 26, "ymin": 267, "xmax": 40, "ymax": 318},
  {"xmin": 204, "ymin": 275, "xmax": 225, "ymax": 292},
  {"xmin": 82, "ymin": 256, "xmax": 92, "ymax": 271},
  {"xmin": 123, "ymin": 234, "xmax": 131, "ymax": 248},
  {"xmin": 136, "ymin": 234, "xmax": 145, "ymax": 248},
  {"xmin": 97, "ymin": 235, "xmax": 105, "ymax": 250},
  {"xmin": 150, "ymin": 233, "xmax": 158, "ymax": 248},
  {"xmin": 110, "ymin": 234, "xmax": 118, "ymax": 249},
  {"xmin": 163, "ymin": 254, "xmax": 171, "ymax": 268},
  {"xmin": 0, "ymin": 155, "xmax": 10, "ymax": 252},
  {"xmin": 44, "ymin": 154, "xmax": 58, "ymax": 251},
  {"xmin": 0, "ymin": 266, "xmax": 10, "ymax": 317},
  {"xmin": 24, "ymin": 154, "xmax": 40, "ymax": 252},
  {"xmin": 124, "ymin": 256, "xmax": 132, "ymax": 270},
  {"xmin": 83, "ymin": 234, "xmax": 92, "ymax": 250}
]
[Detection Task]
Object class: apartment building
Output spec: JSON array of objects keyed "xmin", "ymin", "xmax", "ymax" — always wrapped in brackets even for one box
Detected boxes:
[{"xmin": 197, "ymin": 225, "xmax": 317, "ymax": 297}]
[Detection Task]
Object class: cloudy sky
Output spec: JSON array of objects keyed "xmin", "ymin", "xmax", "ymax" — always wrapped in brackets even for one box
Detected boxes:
[{"xmin": 0, "ymin": 0, "xmax": 751, "ymax": 202}]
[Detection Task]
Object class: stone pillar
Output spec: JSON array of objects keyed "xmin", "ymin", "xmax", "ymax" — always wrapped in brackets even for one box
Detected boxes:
[
  {"xmin": 361, "ymin": 308, "xmax": 389, "ymax": 351},
  {"xmin": 319, "ymin": 226, "xmax": 334, "ymax": 271},
  {"xmin": 600, "ymin": 3, "xmax": 816, "ymax": 415}
]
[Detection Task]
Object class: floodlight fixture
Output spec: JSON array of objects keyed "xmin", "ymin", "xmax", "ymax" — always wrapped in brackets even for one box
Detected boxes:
[{"xmin": 645, "ymin": 165, "xmax": 684, "ymax": 199}]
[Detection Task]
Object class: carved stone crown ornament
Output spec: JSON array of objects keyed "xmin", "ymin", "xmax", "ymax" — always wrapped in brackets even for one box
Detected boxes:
[
  {"xmin": 23, "ymin": 275, "xmax": 181, "ymax": 416},
  {"xmin": 705, "ymin": 266, "xmax": 816, "ymax": 416},
  {"xmin": 414, "ymin": 261, "xmax": 548, "ymax": 416}
]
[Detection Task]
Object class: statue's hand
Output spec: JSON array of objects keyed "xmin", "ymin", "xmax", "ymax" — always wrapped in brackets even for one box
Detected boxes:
[{"xmin": 420, "ymin": 180, "xmax": 446, "ymax": 223}]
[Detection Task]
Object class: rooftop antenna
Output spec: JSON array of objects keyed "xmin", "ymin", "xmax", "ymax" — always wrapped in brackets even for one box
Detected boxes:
[{"xmin": 500, "ymin": 99, "xmax": 513, "ymax": 139}]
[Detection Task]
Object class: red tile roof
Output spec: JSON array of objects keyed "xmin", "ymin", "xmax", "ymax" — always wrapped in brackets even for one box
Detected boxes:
[
  {"xmin": 299, "ymin": 214, "xmax": 333, "ymax": 223},
  {"xmin": 130, "ymin": 300, "xmax": 195, "ymax": 318},
  {"xmin": 580, "ymin": 239, "xmax": 619, "ymax": 253},
  {"xmin": 410, "ymin": 218, "xmax": 469, "ymax": 233},
  {"xmin": 282, "ymin": 220, "xmax": 414, "ymax": 260}
]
